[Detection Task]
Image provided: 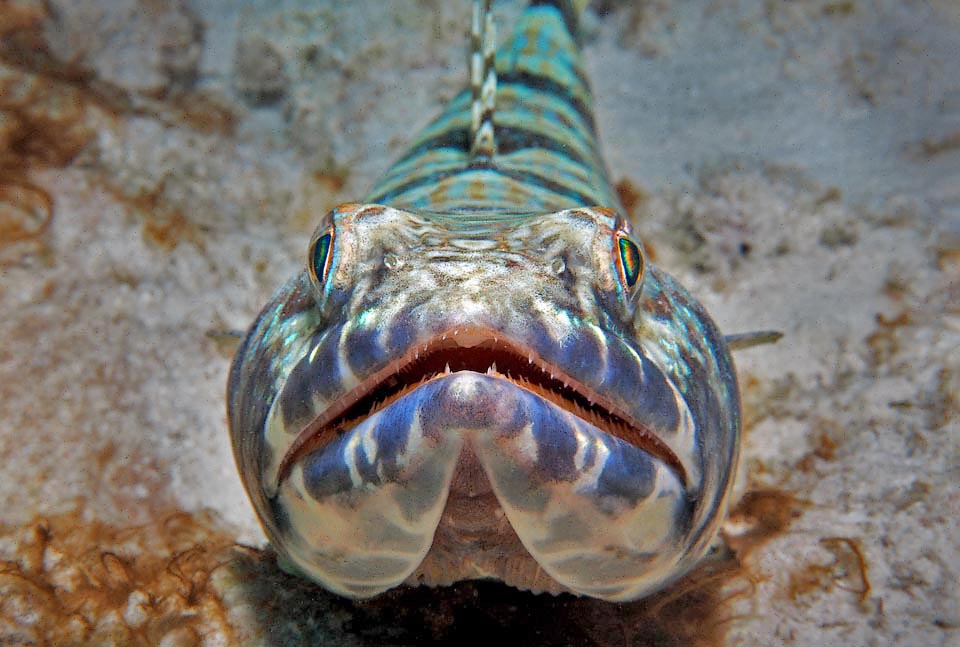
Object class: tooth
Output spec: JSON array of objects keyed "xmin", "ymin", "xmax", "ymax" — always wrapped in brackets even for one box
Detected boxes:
[
  {"xmin": 528, "ymin": 355, "xmax": 533, "ymax": 364},
  {"xmin": 445, "ymin": 363, "xmax": 451, "ymax": 374},
  {"xmin": 490, "ymin": 361, "xmax": 497, "ymax": 374},
  {"xmin": 453, "ymin": 329, "xmax": 458, "ymax": 336}
]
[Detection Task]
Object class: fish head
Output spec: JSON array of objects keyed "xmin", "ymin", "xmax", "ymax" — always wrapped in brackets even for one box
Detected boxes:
[{"xmin": 228, "ymin": 202, "xmax": 739, "ymax": 601}]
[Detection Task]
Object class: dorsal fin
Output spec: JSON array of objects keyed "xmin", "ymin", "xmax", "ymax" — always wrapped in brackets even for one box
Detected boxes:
[{"xmin": 469, "ymin": 0, "xmax": 497, "ymax": 160}]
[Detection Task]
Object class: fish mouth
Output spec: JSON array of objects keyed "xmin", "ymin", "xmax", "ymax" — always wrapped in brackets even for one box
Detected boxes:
[{"xmin": 277, "ymin": 326, "xmax": 686, "ymax": 486}]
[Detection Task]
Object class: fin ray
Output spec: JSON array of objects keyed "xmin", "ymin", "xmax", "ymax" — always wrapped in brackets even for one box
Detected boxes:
[
  {"xmin": 725, "ymin": 330, "xmax": 784, "ymax": 351},
  {"xmin": 470, "ymin": 0, "xmax": 498, "ymax": 160}
]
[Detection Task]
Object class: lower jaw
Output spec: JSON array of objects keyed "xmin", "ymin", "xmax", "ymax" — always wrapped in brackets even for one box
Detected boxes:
[
  {"xmin": 280, "ymin": 372, "xmax": 690, "ymax": 601},
  {"xmin": 404, "ymin": 443, "xmax": 572, "ymax": 595}
]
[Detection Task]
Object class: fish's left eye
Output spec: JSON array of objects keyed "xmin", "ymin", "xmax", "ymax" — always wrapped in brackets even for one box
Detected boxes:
[
  {"xmin": 614, "ymin": 232, "xmax": 645, "ymax": 294},
  {"xmin": 308, "ymin": 227, "xmax": 335, "ymax": 287}
]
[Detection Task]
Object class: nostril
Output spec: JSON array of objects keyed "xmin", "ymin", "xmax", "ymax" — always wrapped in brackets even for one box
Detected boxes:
[{"xmin": 384, "ymin": 252, "xmax": 402, "ymax": 270}]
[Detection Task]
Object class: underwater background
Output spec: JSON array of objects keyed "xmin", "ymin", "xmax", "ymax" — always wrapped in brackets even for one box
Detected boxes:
[{"xmin": 1, "ymin": 1, "xmax": 957, "ymax": 644}]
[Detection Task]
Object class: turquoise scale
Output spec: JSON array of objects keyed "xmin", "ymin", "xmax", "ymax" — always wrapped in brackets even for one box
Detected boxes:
[{"xmin": 367, "ymin": 5, "xmax": 617, "ymax": 213}]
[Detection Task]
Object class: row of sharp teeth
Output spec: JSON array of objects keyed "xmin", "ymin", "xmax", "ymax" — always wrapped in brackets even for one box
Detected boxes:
[
  {"xmin": 434, "ymin": 361, "xmax": 572, "ymax": 392},
  {"xmin": 435, "ymin": 362, "xmax": 500, "ymax": 375}
]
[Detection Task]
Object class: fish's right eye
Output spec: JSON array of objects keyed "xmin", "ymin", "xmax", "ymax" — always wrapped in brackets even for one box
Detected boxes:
[{"xmin": 308, "ymin": 227, "xmax": 335, "ymax": 288}]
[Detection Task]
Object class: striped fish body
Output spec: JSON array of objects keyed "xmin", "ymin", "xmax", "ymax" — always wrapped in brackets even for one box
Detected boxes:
[{"xmin": 228, "ymin": 2, "xmax": 739, "ymax": 602}]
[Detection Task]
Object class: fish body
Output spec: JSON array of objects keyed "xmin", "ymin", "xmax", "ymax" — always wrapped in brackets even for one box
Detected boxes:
[{"xmin": 228, "ymin": 1, "xmax": 740, "ymax": 602}]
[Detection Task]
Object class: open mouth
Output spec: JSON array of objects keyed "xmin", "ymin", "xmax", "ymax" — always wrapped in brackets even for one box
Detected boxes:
[{"xmin": 277, "ymin": 326, "xmax": 686, "ymax": 486}]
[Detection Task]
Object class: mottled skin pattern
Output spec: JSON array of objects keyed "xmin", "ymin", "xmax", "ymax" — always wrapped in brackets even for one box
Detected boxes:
[{"xmin": 228, "ymin": 1, "xmax": 739, "ymax": 602}]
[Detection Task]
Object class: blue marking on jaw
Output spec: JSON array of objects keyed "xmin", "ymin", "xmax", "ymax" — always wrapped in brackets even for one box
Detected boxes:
[
  {"xmin": 521, "ymin": 313, "xmax": 682, "ymax": 441},
  {"xmin": 307, "ymin": 325, "xmax": 354, "ymax": 394},
  {"xmin": 302, "ymin": 442, "xmax": 354, "ymax": 499},
  {"xmin": 528, "ymin": 403, "xmax": 580, "ymax": 482},
  {"xmin": 588, "ymin": 337, "xmax": 681, "ymax": 436},
  {"xmin": 381, "ymin": 314, "xmax": 418, "ymax": 357},
  {"xmin": 597, "ymin": 338, "xmax": 639, "ymax": 388},
  {"xmin": 344, "ymin": 325, "xmax": 385, "ymax": 377},
  {"xmin": 352, "ymin": 437, "xmax": 388, "ymax": 486},
  {"xmin": 636, "ymin": 356, "xmax": 681, "ymax": 432},
  {"xmin": 279, "ymin": 324, "xmax": 368, "ymax": 432},
  {"xmin": 553, "ymin": 323, "xmax": 606, "ymax": 378},
  {"xmin": 368, "ymin": 395, "xmax": 417, "ymax": 469},
  {"xmin": 594, "ymin": 437, "xmax": 658, "ymax": 508},
  {"xmin": 300, "ymin": 388, "xmax": 427, "ymax": 501},
  {"xmin": 577, "ymin": 430, "xmax": 600, "ymax": 473},
  {"xmin": 279, "ymin": 330, "xmax": 330, "ymax": 430},
  {"xmin": 279, "ymin": 358, "xmax": 320, "ymax": 431},
  {"xmin": 522, "ymin": 317, "xmax": 556, "ymax": 358}
]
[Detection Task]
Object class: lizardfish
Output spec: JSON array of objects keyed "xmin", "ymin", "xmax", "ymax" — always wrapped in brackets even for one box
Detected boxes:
[{"xmin": 228, "ymin": 0, "xmax": 746, "ymax": 602}]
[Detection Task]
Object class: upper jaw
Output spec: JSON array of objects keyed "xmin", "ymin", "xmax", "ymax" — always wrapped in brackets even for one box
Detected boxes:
[{"xmin": 274, "ymin": 326, "xmax": 691, "ymax": 491}]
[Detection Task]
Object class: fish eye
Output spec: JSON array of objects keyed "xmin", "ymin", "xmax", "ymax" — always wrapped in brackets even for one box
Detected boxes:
[
  {"xmin": 614, "ymin": 232, "xmax": 645, "ymax": 292},
  {"xmin": 308, "ymin": 227, "xmax": 335, "ymax": 287}
]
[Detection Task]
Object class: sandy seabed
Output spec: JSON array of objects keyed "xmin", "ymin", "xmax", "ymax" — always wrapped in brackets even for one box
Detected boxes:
[{"xmin": 1, "ymin": 1, "xmax": 957, "ymax": 645}]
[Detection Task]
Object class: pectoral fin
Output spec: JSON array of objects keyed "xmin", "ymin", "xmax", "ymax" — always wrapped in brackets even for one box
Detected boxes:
[{"xmin": 725, "ymin": 330, "xmax": 784, "ymax": 351}]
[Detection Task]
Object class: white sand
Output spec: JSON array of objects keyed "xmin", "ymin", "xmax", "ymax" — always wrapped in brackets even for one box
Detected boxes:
[{"xmin": 1, "ymin": 1, "xmax": 957, "ymax": 644}]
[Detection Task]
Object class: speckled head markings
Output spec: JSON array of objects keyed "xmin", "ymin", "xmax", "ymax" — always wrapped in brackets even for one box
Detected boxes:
[{"xmin": 228, "ymin": 0, "xmax": 740, "ymax": 602}]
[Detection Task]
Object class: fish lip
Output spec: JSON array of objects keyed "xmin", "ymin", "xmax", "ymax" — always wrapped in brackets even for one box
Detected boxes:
[{"xmin": 276, "ymin": 325, "xmax": 687, "ymax": 488}]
